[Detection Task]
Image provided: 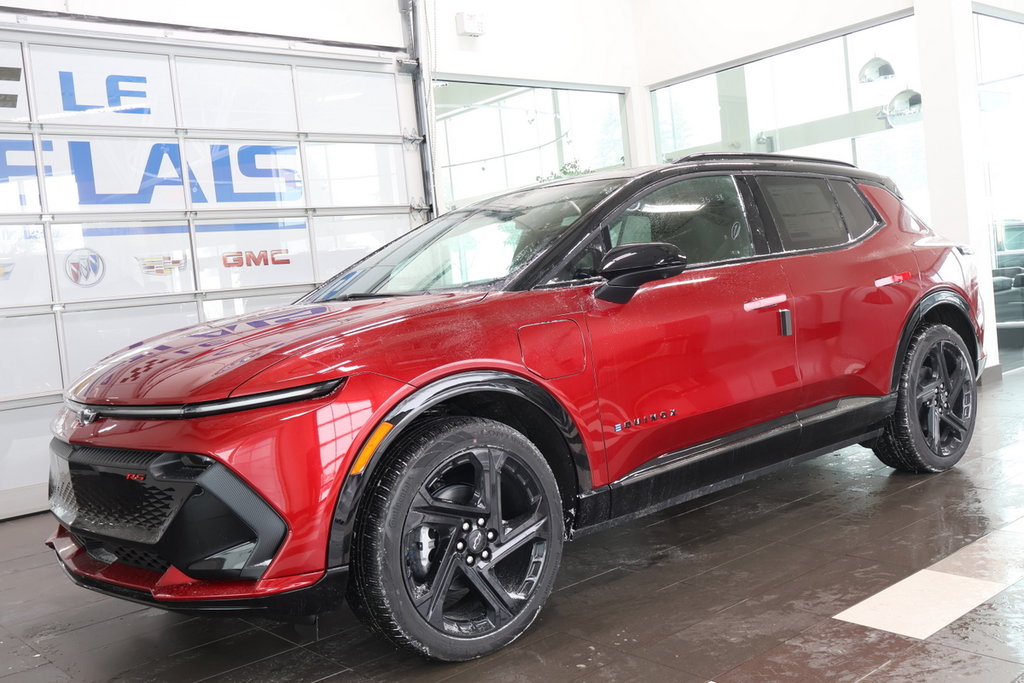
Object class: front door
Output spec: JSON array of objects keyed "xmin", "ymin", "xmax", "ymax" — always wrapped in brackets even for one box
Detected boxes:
[{"xmin": 580, "ymin": 174, "xmax": 803, "ymax": 484}]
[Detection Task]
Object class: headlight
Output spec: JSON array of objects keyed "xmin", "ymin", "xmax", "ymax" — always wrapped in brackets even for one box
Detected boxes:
[{"xmin": 65, "ymin": 378, "xmax": 344, "ymax": 421}]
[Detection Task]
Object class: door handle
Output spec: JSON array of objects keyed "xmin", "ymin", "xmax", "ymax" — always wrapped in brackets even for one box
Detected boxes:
[
  {"xmin": 874, "ymin": 272, "xmax": 911, "ymax": 288},
  {"xmin": 744, "ymin": 294, "xmax": 787, "ymax": 312}
]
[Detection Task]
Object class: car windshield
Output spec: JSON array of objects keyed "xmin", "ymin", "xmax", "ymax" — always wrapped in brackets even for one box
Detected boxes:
[{"xmin": 308, "ymin": 178, "xmax": 625, "ymax": 300}]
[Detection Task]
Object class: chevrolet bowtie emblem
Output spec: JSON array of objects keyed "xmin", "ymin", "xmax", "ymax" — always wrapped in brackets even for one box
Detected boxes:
[{"xmin": 78, "ymin": 407, "xmax": 98, "ymax": 425}]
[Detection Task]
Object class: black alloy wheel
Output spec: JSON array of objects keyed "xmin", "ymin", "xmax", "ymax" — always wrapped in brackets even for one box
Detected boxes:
[
  {"xmin": 873, "ymin": 323, "xmax": 977, "ymax": 472},
  {"xmin": 348, "ymin": 416, "xmax": 563, "ymax": 661}
]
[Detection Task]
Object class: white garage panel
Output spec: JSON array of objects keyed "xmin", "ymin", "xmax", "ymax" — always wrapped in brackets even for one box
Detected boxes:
[{"xmin": 0, "ymin": 19, "xmax": 424, "ymax": 519}]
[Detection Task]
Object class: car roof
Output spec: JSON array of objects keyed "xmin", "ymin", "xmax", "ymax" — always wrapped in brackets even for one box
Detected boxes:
[{"xmin": 532, "ymin": 152, "xmax": 901, "ymax": 198}]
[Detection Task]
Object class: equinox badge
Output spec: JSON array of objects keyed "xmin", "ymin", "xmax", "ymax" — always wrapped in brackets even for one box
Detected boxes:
[{"xmin": 614, "ymin": 409, "xmax": 678, "ymax": 432}]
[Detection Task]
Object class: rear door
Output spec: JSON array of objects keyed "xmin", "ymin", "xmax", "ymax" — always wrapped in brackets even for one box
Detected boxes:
[{"xmin": 752, "ymin": 175, "xmax": 919, "ymax": 409}]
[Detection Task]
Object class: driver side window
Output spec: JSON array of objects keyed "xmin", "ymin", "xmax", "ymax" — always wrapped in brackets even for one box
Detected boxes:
[{"xmin": 611, "ymin": 175, "xmax": 754, "ymax": 265}]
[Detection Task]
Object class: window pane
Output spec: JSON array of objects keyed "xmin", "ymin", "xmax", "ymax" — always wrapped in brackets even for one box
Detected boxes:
[
  {"xmin": 176, "ymin": 57, "xmax": 296, "ymax": 130},
  {"xmin": 760, "ymin": 176, "xmax": 848, "ymax": 250},
  {"xmin": 0, "ymin": 313, "xmax": 61, "ymax": 398},
  {"xmin": 0, "ymin": 42, "xmax": 29, "ymax": 123},
  {"xmin": 195, "ymin": 219, "xmax": 312, "ymax": 290},
  {"xmin": 305, "ymin": 142, "xmax": 407, "ymax": 206},
  {"xmin": 0, "ymin": 225, "xmax": 49, "ymax": 306},
  {"xmin": 612, "ymin": 175, "xmax": 754, "ymax": 265},
  {"xmin": 433, "ymin": 81, "xmax": 625, "ymax": 208},
  {"xmin": 63, "ymin": 302, "xmax": 200, "ymax": 381},
  {"xmin": 653, "ymin": 75, "xmax": 720, "ymax": 159},
  {"xmin": 295, "ymin": 67, "xmax": 400, "ymax": 135},
  {"xmin": 184, "ymin": 139, "xmax": 304, "ymax": 210},
  {"xmin": 44, "ymin": 136, "xmax": 187, "ymax": 213},
  {"xmin": 650, "ymin": 17, "xmax": 927, "ymax": 221},
  {"xmin": 313, "ymin": 214, "xmax": 411, "ymax": 279},
  {"xmin": 52, "ymin": 221, "xmax": 194, "ymax": 302},
  {"xmin": 0, "ymin": 134, "xmax": 42, "ymax": 213},
  {"xmin": 29, "ymin": 45, "xmax": 175, "ymax": 127},
  {"xmin": 202, "ymin": 292, "xmax": 301, "ymax": 321},
  {"xmin": 832, "ymin": 181, "xmax": 875, "ymax": 238}
]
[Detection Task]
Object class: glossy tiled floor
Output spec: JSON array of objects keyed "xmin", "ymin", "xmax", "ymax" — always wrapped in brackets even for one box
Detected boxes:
[{"xmin": 3, "ymin": 371, "xmax": 1024, "ymax": 682}]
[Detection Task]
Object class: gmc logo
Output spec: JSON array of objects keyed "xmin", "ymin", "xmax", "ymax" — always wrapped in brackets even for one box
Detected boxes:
[{"xmin": 222, "ymin": 249, "xmax": 291, "ymax": 267}]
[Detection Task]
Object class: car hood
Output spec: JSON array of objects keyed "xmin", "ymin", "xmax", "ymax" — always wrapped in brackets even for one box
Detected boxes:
[{"xmin": 68, "ymin": 293, "xmax": 485, "ymax": 405}]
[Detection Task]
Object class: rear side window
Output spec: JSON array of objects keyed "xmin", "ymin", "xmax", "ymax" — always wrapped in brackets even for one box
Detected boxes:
[
  {"xmin": 759, "ymin": 176, "xmax": 848, "ymax": 250},
  {"xmin": 832, "ymin": 181, "xmax": 876, "ymax": 239}
]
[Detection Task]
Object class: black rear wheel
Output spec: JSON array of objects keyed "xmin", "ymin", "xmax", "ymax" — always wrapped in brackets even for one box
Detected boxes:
[
  {"xmin": 348, "ymin": 417, "xmax": 563, "ymax": 661},
  {"xmin": 873, "ymin": 323, "xmax": 976, "ymax": 472}
]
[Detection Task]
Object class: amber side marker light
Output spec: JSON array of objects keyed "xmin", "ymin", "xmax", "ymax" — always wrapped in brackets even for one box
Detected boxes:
[{"xmin": 350, "ymin": 421, "xmax": 394, "ymax": 475}]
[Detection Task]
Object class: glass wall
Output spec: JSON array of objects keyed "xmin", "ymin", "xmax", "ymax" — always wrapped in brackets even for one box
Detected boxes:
[
  {"xmin": 0, "ymin": 28, "xmax": 424, "ymax": 517},
  {"xmin": 0, "ymin": 35, "xmax": 423, "ymax": 404},
  {"xmin": 977, "ymin": 13, "xmax": 1024, "ymax": 372},
  {"xmin": 433, "ymin": 82, "xmax": 625, "ymax": 209},
  {"xmin": 653, "ymin": 17, "xmax": 929, "ymax": 222}
]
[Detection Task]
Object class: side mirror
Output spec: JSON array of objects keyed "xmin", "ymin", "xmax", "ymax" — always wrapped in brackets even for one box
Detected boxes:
[{"xmin": 595, "ymin": 242, "xmax": 687, "ymax": 304}]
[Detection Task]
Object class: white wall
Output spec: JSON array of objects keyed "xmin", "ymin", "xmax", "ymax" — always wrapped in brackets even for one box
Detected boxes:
[
  {"xmin": 2, "ymin": 0, "xmax": 405, "ymax": 47},
  {"xmin": 430, "ymin": 0, "xmax": 638, "ymax": 87},
  {"xmin": 632, "ymin": 0, "xmax": 914, "ymax": 85}
]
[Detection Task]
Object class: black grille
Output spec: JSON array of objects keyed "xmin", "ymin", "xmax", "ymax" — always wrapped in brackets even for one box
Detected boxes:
[
  {"xmin": 71, "ymin": 474, "xmax": 175, "ymax": 533},
  {"xmin": 50, "ymin": 444, "xmax": 193, "ymax": 545},
  {"xmin": 79, "ymin": 535, "xmax": 172, "ymax": 574}
]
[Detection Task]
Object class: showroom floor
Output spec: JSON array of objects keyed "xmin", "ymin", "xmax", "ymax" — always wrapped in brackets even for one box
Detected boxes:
[{"xmin": 3, "ymin": 371, "xmax": 1024, "ymax": 682}]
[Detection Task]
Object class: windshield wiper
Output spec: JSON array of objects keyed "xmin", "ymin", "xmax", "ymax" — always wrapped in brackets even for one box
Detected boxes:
[{"xmin": 325, "ymin": 292, "xmax": 423, "ymax": 302}]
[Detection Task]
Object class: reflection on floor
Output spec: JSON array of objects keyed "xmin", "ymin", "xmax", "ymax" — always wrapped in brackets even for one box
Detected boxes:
[{"xmin": 2, "ymin": 370, "xmax": 1024, "ymax": 682}]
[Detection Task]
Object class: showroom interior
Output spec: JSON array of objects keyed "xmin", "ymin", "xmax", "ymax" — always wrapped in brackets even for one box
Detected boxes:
[{"xmin": 3, "ymin": 0, "xmax": 1024, "ymax": 680}]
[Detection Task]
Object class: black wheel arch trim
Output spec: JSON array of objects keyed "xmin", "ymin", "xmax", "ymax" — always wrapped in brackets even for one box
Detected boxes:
[
  {"xmin": 326, "ymin": 370, "xmax": 592, "ymax": 568},
  {"xmin": 892, "ymin": 289, "xmax": 980, "ymax": 393}
]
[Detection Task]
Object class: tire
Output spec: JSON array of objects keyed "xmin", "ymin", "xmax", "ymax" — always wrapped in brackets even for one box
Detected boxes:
[
  {"xmin": 873, "ymin": 323, "xmax": 977, "ymax": 472},
  {"xmin": 347, "ymin": 416, "xmax": 564, "ymax": 661}
]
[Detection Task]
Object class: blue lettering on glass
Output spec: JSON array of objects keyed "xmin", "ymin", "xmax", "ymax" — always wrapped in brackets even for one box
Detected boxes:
[
  {"xmin": 211, "ymin": 144, "xmax": 302, "ymax": 202},
  {"xmin": 139, "ymin": 143, "xmax": 207, "ymax": 203},
  {"xmin": 68, "ymin": 141, "xmax": 207, "ymax": 205},
  {"xmin": 105, "ymin": 75, "xmax": 151, "ymax": 114},
  {"xmin": 58, "ymin": 71, "xmax": 102, "ymax": 112},
  {"xmin": 59, "ymin": 71, "xmax": 150, "ymax": 115},
  {"xmin": 64, "ymin": 140, "xmax": 303, "ymax": 206},
  {"xmin": 0, "ymin": 139, "xmax": 52, "ymax": 206},
  {"xmin": 0, "ymin": 139, "xmax": 52, "ymax": 182}
]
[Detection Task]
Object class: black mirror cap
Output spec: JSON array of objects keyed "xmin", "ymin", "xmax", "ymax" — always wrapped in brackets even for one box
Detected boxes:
[{"xmin": 595, "ymin": 242, "xmax": 687, "ymax": 304}]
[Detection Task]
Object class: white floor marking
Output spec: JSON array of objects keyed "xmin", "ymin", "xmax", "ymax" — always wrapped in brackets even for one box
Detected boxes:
[
  {"xmin": 833, "ymin": 569, "xmax": 1006, "ymax": 640},
  {"xmin": 833, "ymin": 515, "xmax": 1024, "ymax": 639}
]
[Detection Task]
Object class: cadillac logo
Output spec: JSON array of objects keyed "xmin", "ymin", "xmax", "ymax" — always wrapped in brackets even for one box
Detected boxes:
[
  {"xmin": 136, "ymin": 255, "xmax": 187, "ymax": 276},
  {"xmin": 65, "ymin": 248, "xmax": 105, "ymax": 287},
  {"xmin": 0, "ymin": 260, "xmax": 13, "ymax": 281}
]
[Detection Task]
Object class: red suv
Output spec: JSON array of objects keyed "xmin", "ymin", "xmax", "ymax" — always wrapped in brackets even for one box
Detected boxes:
[{"xmin": 48, "ymin": 153, "xmax": 983, "ymax": 661}]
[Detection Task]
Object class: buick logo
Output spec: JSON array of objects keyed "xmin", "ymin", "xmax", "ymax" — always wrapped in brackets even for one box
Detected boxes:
[
  {"xmin": 77, "ymin": 407, "xmax": 98, "ymax": 424},
  {"xmin": 65, "ymin": 248, "xmax": 105, "ymax": 287}
]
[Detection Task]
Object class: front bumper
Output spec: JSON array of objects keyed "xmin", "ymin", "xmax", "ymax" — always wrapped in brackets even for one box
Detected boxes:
[
  {"xmin": 49, "ymin": 438, "xmax": 286, "ymax": 581},
  {"xmin": 49, "ymin": 526, "xmax": 348, "ymax": 616},
  {"xmin": 46, "ymin": 437, "xmax": 349, "ymax": 616}
]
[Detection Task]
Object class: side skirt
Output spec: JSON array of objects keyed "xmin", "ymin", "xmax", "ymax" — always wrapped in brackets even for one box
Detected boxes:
[{"xmin": 572, "ymin": 394, "xmax": 895, "ymax": 537}]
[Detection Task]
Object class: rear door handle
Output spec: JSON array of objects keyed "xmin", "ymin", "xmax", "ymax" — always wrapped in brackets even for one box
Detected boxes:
[
  {"xmin": 874, "ymin": 272, "xmax": 911, "ymax": 288},
  {"xmin": 744, "ymin": 294, "xmax": 787, "ymax": 312}
]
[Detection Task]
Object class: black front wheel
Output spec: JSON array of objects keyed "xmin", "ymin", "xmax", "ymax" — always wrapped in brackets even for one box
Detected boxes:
[
  {"xmin": 873, "ymin": 323, "xmax": 977, "ymax": 472},
  {"xmin": 348, "ymin": 417, "xmax": 563, "ymax": 661}
]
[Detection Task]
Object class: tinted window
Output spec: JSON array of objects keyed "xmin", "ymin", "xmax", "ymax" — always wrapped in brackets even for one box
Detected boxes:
[
  {"xmin": 610, "ymin": 175, "xmax": 754, "ymax": 265},
  {"xmin": 759, "ymin": 176, "xmax": 848, "ymax": 250},
  {"xmin": 832, "ymin": 181, "xmax": 876, "ymax": 238}
]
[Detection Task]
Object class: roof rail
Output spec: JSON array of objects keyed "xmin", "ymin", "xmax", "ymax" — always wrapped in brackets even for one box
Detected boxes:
[{"xmin": 672, "ymin": 152, "xmax": 857, "ymax": 169}]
